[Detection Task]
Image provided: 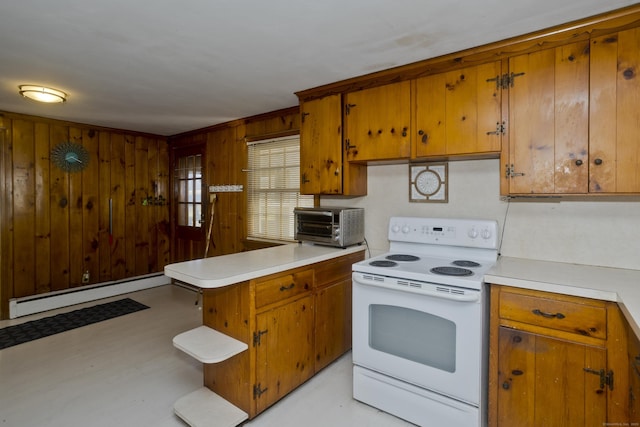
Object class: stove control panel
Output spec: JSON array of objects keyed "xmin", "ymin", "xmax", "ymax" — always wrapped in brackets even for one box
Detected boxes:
[{"xmin": 388, "ymin": 216, "xmax": 498, "ymax": 249}]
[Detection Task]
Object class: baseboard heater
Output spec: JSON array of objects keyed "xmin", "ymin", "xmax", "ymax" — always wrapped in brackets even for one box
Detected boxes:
[{"xmin": 9, "ymin": 273, "xmax": 170, "ymax": 319}]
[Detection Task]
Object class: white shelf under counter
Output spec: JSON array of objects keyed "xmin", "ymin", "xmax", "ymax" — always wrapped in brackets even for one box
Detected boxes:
[
  {"xmin": 173, "ymin": 326, "xmax": 249, "ymax": 427},
  {"xmin": 174, "ymin": 387, "xmax": 248, "ymax": 427},
  {"xmin": 173, "ymin": 325, "xmax": 248, "ymax": 363}
]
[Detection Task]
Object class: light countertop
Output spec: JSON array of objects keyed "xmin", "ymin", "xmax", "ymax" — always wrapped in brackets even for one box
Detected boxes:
[
  {"xmin": 485, "ymin": 256, "xmax": 640, "ymax": 337},
  {"xmin": 164, "ymin": 243, "xmax": 366, "ymax": 289}
]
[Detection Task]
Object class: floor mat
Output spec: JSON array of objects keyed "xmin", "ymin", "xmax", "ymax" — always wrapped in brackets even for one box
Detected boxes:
[{"xmin": 0, "ymin": 298, "xmax": 149, "ymax": 350}]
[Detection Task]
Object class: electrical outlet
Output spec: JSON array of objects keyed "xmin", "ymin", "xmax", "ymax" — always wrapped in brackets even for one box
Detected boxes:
[{"xmin": 82, "ymin": 270, "xmax": 90, "ymax": 284}]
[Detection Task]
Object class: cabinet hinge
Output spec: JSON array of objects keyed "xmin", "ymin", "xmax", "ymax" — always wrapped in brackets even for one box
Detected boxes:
[
  {"xmin": 253, "ymin": 383, "xmax": 268, "ymax": 399},
  {"xmin": 345, "ymin": 103, "xmax": 356, "ymax": 115},
  {"xmin": 487, "ymin": 72, "xmax": 525, "ymax": 90},
  {"xmin": 505, "ymin": 164, "xmax": 525, "ymax": 179},
  {"xmin": 486, "ymin": 121, "xmax": 506, "ymax": 136},
  {"xmin": 301, "ymin": 172, "xmax": 310, "ymax": 184},
  {"xmin": 345, "ymin": 139, "xmax": 356, "ymax": 151},
  {"xmin": 583, "ymin": 368, "xmax": 614, "ymax": 391},
  {"xmin": 253, "ymin": 329, "xmax": 268, "ymax": 347}
]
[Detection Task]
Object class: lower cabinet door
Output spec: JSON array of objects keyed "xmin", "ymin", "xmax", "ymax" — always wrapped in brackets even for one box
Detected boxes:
[
  {"xmin": 314, "ymin": 278, "xmax": 352, "ymax": 371},
  {"xmin": 255, "ymin": 295, "xmax": 314, "ymax": 414},
  {"xmin": 497, "ymin": 327, "xmax": 607, "ymax": 426}
]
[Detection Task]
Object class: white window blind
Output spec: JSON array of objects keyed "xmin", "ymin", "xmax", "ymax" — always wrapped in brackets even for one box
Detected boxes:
[{"xmin": 246, "ymin": 135, "xmax": 314, "ymax": 242}]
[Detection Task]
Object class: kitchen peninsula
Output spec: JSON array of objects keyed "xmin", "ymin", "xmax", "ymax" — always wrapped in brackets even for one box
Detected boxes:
[{"xmin": 164, "ymin": 243, "xmax": 366, "ymax": 427}]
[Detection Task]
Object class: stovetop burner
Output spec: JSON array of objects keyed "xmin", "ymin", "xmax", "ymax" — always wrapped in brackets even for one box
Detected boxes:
[
  {"xmin": 452, "ymin": 260, "xmax": 481, "ymax": 268},
  {"xmin": 430, "ymin": 266, "xmax": 474, "ymax": 276},
  {"xmin": 369, "ymin": 260, "xmax": 398, "ymax": 267},
  {"xmin": 386, "ymin": 254, "xmax": 420, "ymax": 262}
]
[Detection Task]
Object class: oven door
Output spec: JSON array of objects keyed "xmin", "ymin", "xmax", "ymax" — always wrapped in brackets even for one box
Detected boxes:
[{"xmin": 352, "ymin": 272, "xmax": 486, "ymax": 406}]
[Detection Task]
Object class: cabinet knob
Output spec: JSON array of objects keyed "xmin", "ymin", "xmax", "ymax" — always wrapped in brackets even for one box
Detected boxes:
[
  {"xmin": 502, "ymin": 381, "xmax": 510, "ymax": 390},
  {"xmin": 417, "ymin": 130, "xmax": 428, "ymax": 143},
  {"xmin": 594, "ymin": 158, "xmax": 603, "ymax": 165},
  {"xmin": 575, "ymin": 159, "xmax": 583, "ymax": 166}
]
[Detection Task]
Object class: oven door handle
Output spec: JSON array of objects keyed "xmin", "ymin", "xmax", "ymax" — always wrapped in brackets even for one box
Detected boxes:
[{"xmin": 354, "ymin": 275, "xmax": 480, "ymax": 302}]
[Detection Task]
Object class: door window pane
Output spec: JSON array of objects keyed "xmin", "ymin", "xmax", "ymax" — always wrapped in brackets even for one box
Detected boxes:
[{"xmin": 175, "ymin": 154, "xmax": 203, "ymax": 227}]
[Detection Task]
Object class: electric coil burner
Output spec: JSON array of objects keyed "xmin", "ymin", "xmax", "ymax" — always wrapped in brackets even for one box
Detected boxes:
[
  {"xmin": 352, "ymin": 216, "xmax": 499, "ymax": 427},
  {"xmin": 453, "ymin": 260, "xmax": 481, "ymax": 267},
  {"xmin": 369, "ymin": 260, "xmax": 397, "ymax": 267},
  {"xmin": 386, "ymin": 254, "xmax": 420, "ymax": 262},
  {"xmin": 430, "ymin": 266, "xmax": 474, "ymax": 276}
]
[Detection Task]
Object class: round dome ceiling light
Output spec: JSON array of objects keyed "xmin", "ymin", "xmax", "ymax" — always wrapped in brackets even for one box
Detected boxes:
[{"xmin": 18, "ymin": 85, "xmax": 67, "ymax": 103}]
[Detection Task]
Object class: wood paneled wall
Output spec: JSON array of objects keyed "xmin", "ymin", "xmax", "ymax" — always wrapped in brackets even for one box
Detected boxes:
[
  {"xmin": 0, "ymin": 112, "xmax": 170, "ymax": 318},
  {"xmin": 169, "ymin": 107, "xmax": 300, "ymax": 260}
]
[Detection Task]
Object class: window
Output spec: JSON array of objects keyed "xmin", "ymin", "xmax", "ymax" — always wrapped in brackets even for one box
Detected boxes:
[
  {"xmin": 175, "ymin": 153, "xmax": 202, "ymax": 228},
  {"xmin": 246, "ymin": 135, "xmax": 314, "ymax": 241}
]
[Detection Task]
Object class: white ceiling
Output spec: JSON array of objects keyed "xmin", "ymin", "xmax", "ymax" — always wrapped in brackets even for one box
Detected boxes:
[{"xmin": 0, "ymin": 1, "xmax": 636, "ymax": 136}]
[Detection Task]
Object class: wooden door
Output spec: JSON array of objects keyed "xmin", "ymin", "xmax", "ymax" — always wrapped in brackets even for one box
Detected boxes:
[
  {"xmin": 300, "ymin": 95, "xmax": 343, "ymax": 194},
  {"xmin": 255, "ymin": 295, "xmax": 314, "ymax": 414},
  {"xmin": 496, "ymin": 327, "xmax": 607, "ymax": 426},
  {"xmin": 414, "ymin": 61, "xmax": 502, "ymax": 157},
  {"xmin": 314, "ymin": 278, "xmax": 352, "ymax": 371},
  {"xmin": 506, "ymin": 42, "xmax": 589, "ymax": 194},
  {"xmin": 0, "ymin": 123, "xmax": 6, "ymax": 317},
  {"xmin": 590, "ymin": 28, "xmax": 640, "ymax": 193},
  {"xmin": 172, "ymin": 144, "xmax": 206, "ymax": 262},
  {"xmin": 344, "ymin": 81, "xmax": 411, "ymax": 162}
]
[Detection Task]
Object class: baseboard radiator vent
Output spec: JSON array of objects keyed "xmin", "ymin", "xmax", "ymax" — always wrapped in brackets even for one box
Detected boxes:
[{"xmin": 9, "ymin": 273, "xmax": 170, "ymax": 319}]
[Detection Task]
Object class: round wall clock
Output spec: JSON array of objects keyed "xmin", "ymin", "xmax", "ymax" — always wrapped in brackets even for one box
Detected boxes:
[{"xmin": 51, "ymin": 141, "xmax": 89, "ymax": 172}]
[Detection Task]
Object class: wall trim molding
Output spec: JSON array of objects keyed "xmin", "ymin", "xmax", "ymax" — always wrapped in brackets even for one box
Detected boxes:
[{"xmin": 9, "ymin": 273, "xmax": 170, "ymax": 319}]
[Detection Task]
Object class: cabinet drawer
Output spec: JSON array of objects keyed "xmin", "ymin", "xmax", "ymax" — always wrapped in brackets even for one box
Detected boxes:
[
  {"xmin": 314, "ymin": 251, "xmax": 364, "ymax": 288},
  {"xmin": 255, "ymin": 269, "xmax": 313, "ymax": 308},
  {"xmin": 499, "ymin": 290, "xmax": 606, "ymax": 340}
]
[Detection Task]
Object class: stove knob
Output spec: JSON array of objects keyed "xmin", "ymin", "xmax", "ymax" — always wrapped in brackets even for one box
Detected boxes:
[
  {"xmin": 391, "ymin": 224, "xmax": 400, "ymax": 233},
  {"xmin": 468, "ymin": 228, "xmax": 478, "ymax": 239},
  {"xmin": 481, "ymin": 228, "xmax": 492, "ymax": 239},
  {"xmin": 401, "ymin": 225, "xmax": 410, "ymax": 234}
]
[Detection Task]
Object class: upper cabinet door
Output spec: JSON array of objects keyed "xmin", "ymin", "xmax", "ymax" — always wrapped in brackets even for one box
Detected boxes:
[
  {"xmin": 590, "ymin": 28, "xmax": 640, "ymax": 193},
  {"xmin": 344, "ymin": 81, "xmax": 411, "ymax": 162},
  {"xmin": 300, "ymin": 95, "xmax": 343, "ymax": 195},
  {"xmin": 414, "ymin": 61, "xmax": 502, "ymax": 158},
  {"xmin": 506, "ymin": 41, "xmax": 590, "ymax": 195}
]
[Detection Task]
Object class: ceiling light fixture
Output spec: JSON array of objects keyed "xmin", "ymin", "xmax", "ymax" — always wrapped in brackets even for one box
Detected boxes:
[{"xmin": 18, "ymin": 85, "xmax": 67, "ymax": 103}]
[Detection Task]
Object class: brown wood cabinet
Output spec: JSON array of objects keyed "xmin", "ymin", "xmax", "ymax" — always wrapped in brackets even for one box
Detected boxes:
[
  {"xmin": 255, "ymin": 293, "xmax": 315, "ymax": 413},
  {"xmin": 202, "ymin": 250, "xmax": 364, "ymax": 419},
  {"xmin": 503, "ymin": 41, "xmax": 590, "ymax": 195},
  {"xmin": 629, "ymin": 324, "xmax": 640, "ymax": 423},
  {"xmin": 299, "ymin": 95, "xmax": 366, "ymax": 196},
  {"xmin": 503, "ymin": 27, "xmax": 640, "ymax": 196},
  {"xmin": 413, "ymin": 61, "xmax": 502, "ymax": 158},
  {"xmin": 344, "ymin": 81, "xmax": 411, "ymax": 163},
  {"xmin": 489, "ymin": 285, "xmax": 629, "ymax": 426},
  {"xmin": 589, "ymin": 27, "xmax": 640, "ymax": 193}
]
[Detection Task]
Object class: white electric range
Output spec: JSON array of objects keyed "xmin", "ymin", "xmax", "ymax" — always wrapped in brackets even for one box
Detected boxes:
[{"xmin": 352, "ymin": 216, "xmax": 498, "ymax": 427}]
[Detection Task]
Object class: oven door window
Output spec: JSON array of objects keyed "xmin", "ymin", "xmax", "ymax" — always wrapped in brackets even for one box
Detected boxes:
[{"xmin": 369, "ymin": 304, "xmax": 456, "ymax": 373}]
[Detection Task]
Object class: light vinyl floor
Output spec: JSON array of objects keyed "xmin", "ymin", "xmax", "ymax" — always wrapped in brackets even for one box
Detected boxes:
[{"xmin": 0, "ymin": 285, "xmax": 412, "ymax": 427}]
